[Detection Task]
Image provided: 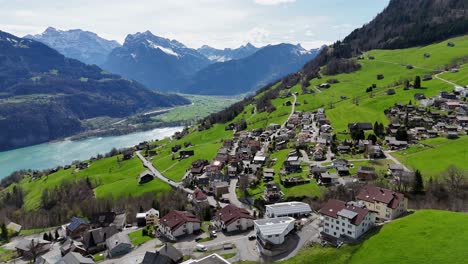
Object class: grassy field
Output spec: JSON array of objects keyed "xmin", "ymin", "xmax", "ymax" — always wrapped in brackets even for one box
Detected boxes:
[
  {"xmin": 392, "ymin": 136, "xmax": 468, "ymax": 179},
  {"xmin": 10, "ymin": 155, "xmax": 171, "ymax": 210},
  {"xmin": 438, "ymin": 63, "xmax": 468, "ymax": 86},
  {"xmin": 157, "ymin": 94, "xmax": 240, "ymax": 123},
  {"xmin": 0, "ymin": 247, "xmax": 17, "ymax": 262},
  {"xmin": 235, "ymin": 210, "xmax": 468, "ymax": 264},
  {"xmin": 129, "ymin": 229, "xmax": 153, "ymax": 246},
  {"xmin": 349, "ymin": 210, "xmax": 468, "ymax": 264}
]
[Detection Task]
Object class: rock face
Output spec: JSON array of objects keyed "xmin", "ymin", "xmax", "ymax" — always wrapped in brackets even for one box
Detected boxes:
[
  {"xmin": 0, "ymin": 30, "xmax": 190, "ymax": 151},
  {"xmin": 182, "ymin": 44, "xmax": 319, "ymax": 95},
  {"xmin": 102, "ymin": 31, "xmax": 211, "ymax": 91},
  {"xmin": 197, "ymin": 43, "xmax": 259, "ymax": 62},
  {"xmin": 25, "ymin": 27, "xmax": 121, "ymax": 65}
]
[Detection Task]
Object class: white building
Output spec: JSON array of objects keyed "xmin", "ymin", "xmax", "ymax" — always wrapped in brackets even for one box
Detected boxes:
[
  {"xmin": 265, "ymin": 202, "xmax": 312, "ymax": 218},
  {"xmin": 319, "ymin": 200, "xmax": 375, "ymax": 240},
  {"xmin": 356, "ymin": 185, "xmax": 407, "ymax": 221},
  {"xmin": 213, "ymin": 204, "xmax": 254, "ymax": 232},
  {"xmin": 254, "ymin": 217, "xmax": 295, "ymax": 245},
  {"xmin": 158, "ymin": 211, "xmax": 201, "ymax": 240}
]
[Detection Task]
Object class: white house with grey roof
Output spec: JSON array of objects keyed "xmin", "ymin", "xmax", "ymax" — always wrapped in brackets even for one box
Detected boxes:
[
  {"xmin": 254, "ymin": 217, "xmax": 295, "ymax": 245},
  {"xmin": 265, "ymin": 202, "xmax": 312, "ymax": 218}
]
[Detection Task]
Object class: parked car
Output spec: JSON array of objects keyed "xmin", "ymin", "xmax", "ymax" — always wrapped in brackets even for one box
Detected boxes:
[
  {"xmin": 210, "ymin": 230, "xmax": 217, "ymax": 238},
  {"xmin": 248, "ymin": 235, "xmax": 256, "ymax": 241},
  {"xmin": 195, "ymin": 237, "xmax": 203, "ymax": 242},
  {"xmin": 196, "ymin": 244, "xmax": 207, "ymax": 252}
]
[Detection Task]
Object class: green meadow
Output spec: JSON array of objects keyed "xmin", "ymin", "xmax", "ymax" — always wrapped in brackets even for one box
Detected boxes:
[{"xmin": 392, "ymin": 136, "xmax": 468, "ymax": 179}]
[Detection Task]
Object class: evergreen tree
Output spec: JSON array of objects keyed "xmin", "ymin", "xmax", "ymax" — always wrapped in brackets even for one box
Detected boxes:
[
  {"xmin": 55, "ymin": 229, "xmax": 60, "ymax": 240},
  {"xmin": 1, "ymin": 223, "xmax": 8, "ymax": 242},
  {"xmin": 414, "ymin": 76, "xmax": 421, "ymax": 88},
  {"xmin": 413, "ymin": 170, "xmax": 424, "ymax": 193},
  {"xmin": 43, "ymin": 232, "xmax": 49, "ymax": 241}
]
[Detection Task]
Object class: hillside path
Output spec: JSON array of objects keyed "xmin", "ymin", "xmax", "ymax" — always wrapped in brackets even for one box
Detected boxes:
[
  {"xmin": 435, "ymin": 72, "xmax": 464, "ymax": 87},
  {"xmin": 383, "ymin": 150, "xmax": 411, "ymax": 172}
]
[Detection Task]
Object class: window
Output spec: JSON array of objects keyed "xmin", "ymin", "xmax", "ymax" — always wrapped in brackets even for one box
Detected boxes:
[
  {"xmin": 348, "ymin": 224, "xmax": 352, "ymax": 228},
  {"xmin": 268, "ymin": 235, "xmax": 272, "ymax": 238},
  {"xmin": 347, "ymin": 231, "xmax": 352, "ymax": 235},
  {"xmin": 336, "ymin": 226, "xmax": 339, "ymax": 230},
  {"xmin": 342, "ymin": 223, "xmax": 345, "ymax": 226},
  {"xmin": 325, "ymin": 223, "xmax": 329, "ymax": 227},
  {"xmin": 275, "ymin": 234, "xmax": 279, "ymax": 237}
]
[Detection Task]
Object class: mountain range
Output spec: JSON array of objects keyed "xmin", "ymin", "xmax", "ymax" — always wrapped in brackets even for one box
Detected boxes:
[
  {"xmin": 0, "ymin": 30, "xmax": 189, "ymax": 151},
  {"xmin": 25, "ymin": 27, "xmax": 121, "ymax": 65},
  {"xmin": 197, "ymin": 43, "xmax": 259, "ymax": 62},
  {"xmin": 28, "ymin": 29, "xmax": 318, "ymax": 95}
]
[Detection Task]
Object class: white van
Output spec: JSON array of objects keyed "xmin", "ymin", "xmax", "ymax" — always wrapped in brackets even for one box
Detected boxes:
[{"xmin": 196, "ymin": 244, "xmax": 207, "ymax": 252}]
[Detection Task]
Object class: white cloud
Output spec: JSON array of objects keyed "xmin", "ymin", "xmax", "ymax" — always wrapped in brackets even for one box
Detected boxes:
[{"xmin": 253, "ymin": 0, "xmax": 296, "ymax": 6}]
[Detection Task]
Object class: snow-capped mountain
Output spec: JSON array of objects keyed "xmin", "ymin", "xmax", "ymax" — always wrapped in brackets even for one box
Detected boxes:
[
  {"xmin": 25, "ymin": 27, "xmax": 121, "ymax": 65},
  {"xmin": 197, "ymin": 43, "xmax": 259, "ymax": 62},
  {"xmin": 182, "ymin": 43, "xmax": 320, "ymax": 95},
  {"xmin": 102, "ymin": 31, "xmax": 211, "ymax": 91}
]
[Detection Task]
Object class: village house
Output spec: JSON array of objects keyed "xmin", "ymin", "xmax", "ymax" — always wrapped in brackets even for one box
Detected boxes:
[
  {"xmin": 254, "ymin": 217, "xmax": 296, "ymax": 256},
  {"xmin": 15, "ymin": 238, "xmax": 51, "ymax": 259},
  {"xmin": 319, "ymin": 200, "xmax": 375, "ymax": 241},
  {"xmin": 357, "ymin": 185, "xmax": 407, "ymax": 221},
  {"xmin": 158, "ymin": 211, "xmax": 201, "ymax": 240},
  {"xmin": 263, "ymin": 182, "xmax": 284, "ymax": 204},
  {"xmin": 265, "ymin": 202, "xmax": 312, "ymax": 218},
  {"xmin": 263, "ymin": 168, "xmax": 275, "ymax": 182},
  {"xmin": 213, "ymin": 204, "xmax": 255, "ymax": 232},
  {"xmin": 142, "ymin": 244, "xmax": 183, "ymax": 264},
  {"xmin": 82, "ymin": 226, "xmax": 118, "ymax": 254},
  {"xmin": 190, "ymin": 160, "xmax": 209, "ymax": 176},
  {"xmin": 106, "ymin": 232, "xmax": 133, "ymax": 258},
  {"xmin": 189, "ymin": 189, "xmax": 208, "ymax": 204},
  {"xmin": 356, "ymin": 166, "xmax": 376, "ymax": 181},
  {"xmin": 139, "ymin": 170, "xmax": 155, "ymax": 184},
  {"xmin": 66, "ymin": 217, "xmax": 91, "ymax": 239},
  {"xmin": 318, "ymin": 172, "xmax": 339, "ymax": 186}
]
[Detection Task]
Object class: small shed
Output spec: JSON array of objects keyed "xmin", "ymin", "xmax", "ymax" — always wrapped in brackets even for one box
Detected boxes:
[{"xmin": 139, "ymin": 170, "xmax": 154, "ymax": 184}]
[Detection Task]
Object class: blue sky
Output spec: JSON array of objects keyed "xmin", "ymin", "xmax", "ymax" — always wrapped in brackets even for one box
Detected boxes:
[{"xmin": 0, "ymin": 0, "xmax": 390, "ymax": 49}]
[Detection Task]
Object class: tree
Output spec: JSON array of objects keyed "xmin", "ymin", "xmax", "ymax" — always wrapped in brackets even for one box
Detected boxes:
[
  {"xmin": 413, "ymin": 170, "xmax": 424, "ymax": 194},
  {"xmin": 139, "ymin": 205, "xmax": 144, "ymax": 213},
  {"xmin": 395, "ymin": 127, "xmax": 408, "ymax": 141},
  {"xmin": 28, "ymin": 239, "xmax": 46, "ymax": 262},
  {"xmin": 1, "ymin": 223, "xmax": 8, "ymax": 242},
  {"xmin": 443, "ymin": 165, "xmax": 466, "ymax": 197},
  {"xmin": 414, "ymin": 76, "xmax": 421, "ymax": 88},
  {"xmin": 55, "ymin": 229, "xmax": 60, "ymax": 241},
  {"xmin": 404, "ymin": 79, "xmax": 410, "ymax": 89},
  {"xmin": 43, "ymin": 232, "xmax": 49, "ymax": 241}
]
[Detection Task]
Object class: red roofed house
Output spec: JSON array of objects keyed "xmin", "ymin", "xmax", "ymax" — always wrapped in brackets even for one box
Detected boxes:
[
  {"xmin": 189, "ymin": 189, "xmax": 208, "ymax": 204},
  {"xmin": 213, "ymin": 204, "xmax": 255, "ymax": 232},
  {"xmin": 356, "ymin": 185, "xmax": 407, "ymax": 221},
  {"xmin": 158, "ymin": 211, "xmax": 201, "ymax": 240},
  {"xmin": 319, "ymin": 200, "xmax": 375, "ymax": 240}
]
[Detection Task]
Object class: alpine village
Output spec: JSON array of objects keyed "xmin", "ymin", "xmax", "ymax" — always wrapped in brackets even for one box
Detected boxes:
[{"xmin": 0, "ymin": 1, "xmax": 468, "ymax": 264}]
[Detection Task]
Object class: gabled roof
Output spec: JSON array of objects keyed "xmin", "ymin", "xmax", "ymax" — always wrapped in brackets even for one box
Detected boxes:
[
  {"xmin": 319, "ymin": 199, "xmax": 369, "ymax": 226},
  {"xmin": 184, "ymin": 253, "xmax": 230, "ymax": 264},
  {"xmin": 142, "ymin": 251, "xmax": 173, "ymax": 264},
  {"xmin": 159, "ymin": 211, "xmax": 201, "ymax": 231},
  {"xmin": 193, "ymin": 189, "xmax": 208, "ymax": 201},
  {"xmin": 356, "ymin": 185, "xmax": 404, "ymax": 209},
  {"xmin": 158, "ymin": 243, "xmax": 183, "ymax": 263},
  {"xmin": 67, "ymin": 217, "xmax": 89, "ymax": 232},
  {"xmin": 83, "ymin": 226, "xmax": 118, "ymax": 249},
  {"xmin": 58, "ymin": 252, "xmax": 95, "ymax": 264},
  {"xmin": 15, "ymin": 238, "xmax": 51, "ymax": 251},
  {"xmin": 215, "ymin": 204, "xmax": 254, "ymax": 226},
  {"xmin": 105, "ymin": 232, "xmax": 131, "ymax": 251}
]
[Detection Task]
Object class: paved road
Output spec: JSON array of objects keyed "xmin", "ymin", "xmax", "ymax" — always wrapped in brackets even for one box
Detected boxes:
[
  {"xmin": 282, "ymin": 92, "xmax": 297, "ymax": 128},
  {"xmin": 435, "ymin": 71, "xmax": 463, "ymax": 87},
  {"xmin": 227, "ymin": 179, "xmax": 253, "ymax": 213},
  {"xmin": 136, "ymin": 151, "xmax": 182, "ymax": 189},
  {"xmin": 384, "ymin": 150, "xmax": 411, "ymax": 172}
]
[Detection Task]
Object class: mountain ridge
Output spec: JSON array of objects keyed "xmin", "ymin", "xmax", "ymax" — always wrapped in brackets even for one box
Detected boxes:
[
  {"xmin": 25, "ymin": 27, "xmax": 121, "ymax": 65},
  {"xmin": 0, "ymin": 30, "xmax": 189, "ymax": 151}
]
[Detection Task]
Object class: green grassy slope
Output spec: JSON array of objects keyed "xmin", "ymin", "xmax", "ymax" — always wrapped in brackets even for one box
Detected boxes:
[
  {"xmin": 265, "ymin": 210, "xmax": 468, "ymax": 264},
  {"xmin": 12, "ymin": 155, "xmax": 169, "ymax": 210},
  {"xmin": 392, "ymin": 136, "xmax": 468, "ymax": 179}
]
